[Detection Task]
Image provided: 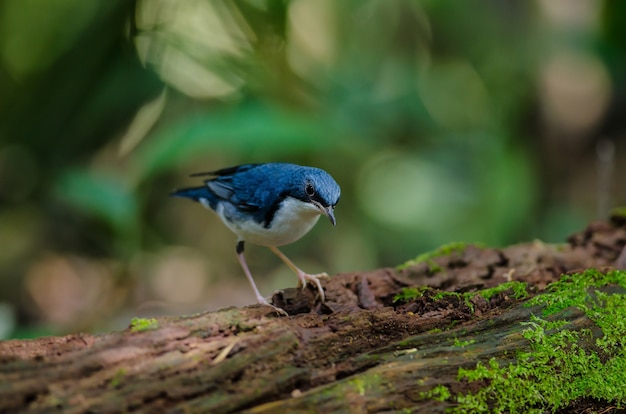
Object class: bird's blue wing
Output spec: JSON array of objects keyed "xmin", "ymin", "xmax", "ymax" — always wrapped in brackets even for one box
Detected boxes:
[
  {"xmin": 173, "ymin": 164, "xmax": 268, "ymax": 212},
  {"xmin": 205, "ymin": 164, "xmax": 267, "ymax": 210},
  {"xmin": 207, "ymin": 179, "xmax": 261, "ymax": 212},
  {"xmin": 173, "ymin": 163, "xmax": 285, "ymax": 223},
  {"xmin": 189, "ymin": 164, "xmax": 260, "ymax": 178},
  {"xmin": 205, "ymin": 180, "xmax": 234, "ymax": 200}
]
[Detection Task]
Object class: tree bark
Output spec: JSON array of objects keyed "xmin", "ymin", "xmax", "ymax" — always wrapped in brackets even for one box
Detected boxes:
[{"xmin": 1, "ymin": 214, "xmax": 625, "ymax": 413}]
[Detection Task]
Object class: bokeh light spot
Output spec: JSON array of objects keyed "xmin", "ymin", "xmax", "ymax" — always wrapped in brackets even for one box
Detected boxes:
[
  {"xmin": 135, "ymin": 0, "xmax": 251, "ymax": 98},
  {"xmin": 540, "ymin": 50, "xmax": 611, "ymax": 136},
  {"xmin": 417, "ymin": 60, "xmax": 490, "ymax": 129},
  {"xmin": 358, "ymin": 153, "xmax": 468, "ymax": 231},
  {"xmin": 287, "ymin": 0, "xmax": 337, "ymax": 81},
  {"xmin": 149, "ymin": 247, "xmax": 209, "ymax": 304}
]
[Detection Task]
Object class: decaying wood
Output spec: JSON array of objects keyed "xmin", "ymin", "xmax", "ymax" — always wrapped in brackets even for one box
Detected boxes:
[{"xmin": 1, "ymin": 214, "xmax": 625, "ymax": 413}]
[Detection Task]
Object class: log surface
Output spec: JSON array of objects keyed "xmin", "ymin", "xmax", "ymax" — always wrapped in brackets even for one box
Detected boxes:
[{"xmin": 1, "ymin": 215, "xmax": 625, "ymax": 413}]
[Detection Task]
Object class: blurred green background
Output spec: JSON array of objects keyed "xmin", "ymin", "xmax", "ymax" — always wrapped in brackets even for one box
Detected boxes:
[{"xmin": 1, "ymin": 0, "xmax": 625, "ymax": 338}]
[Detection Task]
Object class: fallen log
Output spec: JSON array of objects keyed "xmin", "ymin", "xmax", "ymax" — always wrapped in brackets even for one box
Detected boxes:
[{"xmin": 1, "ymin": 211, "xmax": 625, "ymax": 413}]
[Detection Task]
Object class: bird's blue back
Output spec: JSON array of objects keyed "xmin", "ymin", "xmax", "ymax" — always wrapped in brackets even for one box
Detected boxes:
[{"xmin": 172, "ymin": 163, "xmax": 340, "ymax": 227}]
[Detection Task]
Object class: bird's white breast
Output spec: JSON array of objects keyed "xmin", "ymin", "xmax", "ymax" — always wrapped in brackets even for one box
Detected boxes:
[{"xmin": 212, "ymin": 197, "xmax": 322, "ymax": 247}]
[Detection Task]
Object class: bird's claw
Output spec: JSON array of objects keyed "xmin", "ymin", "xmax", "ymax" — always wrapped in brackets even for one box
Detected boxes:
[
  {"xmin": 269, "ymin": 305, "xmax": 289, "ymax": 317},
  {"xmin": 257, "ymin": 297, "xmax": 289, "ymax": 316},
  {"xmin": 297, "ymin": 272, "xmax": 328, "ymax": 302}
]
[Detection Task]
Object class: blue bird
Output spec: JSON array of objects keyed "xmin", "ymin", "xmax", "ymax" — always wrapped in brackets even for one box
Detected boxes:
[{"xmin": 172, "ymin": 163, "xmax": 341, "ymax": 314}]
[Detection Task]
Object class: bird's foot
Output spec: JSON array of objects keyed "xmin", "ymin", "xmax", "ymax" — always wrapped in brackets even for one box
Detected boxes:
[
  {"xmin": 257, "ymin": 297, "xmax": 289, "ymax": 317},
  {"xmin": 297, "ymin": 272, "xmax": 328, "ymax": 302}
]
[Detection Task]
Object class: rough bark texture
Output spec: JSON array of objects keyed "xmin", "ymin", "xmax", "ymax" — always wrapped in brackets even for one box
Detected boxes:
[{"xmin": 1, "ymin": 214, "xmax": 626, "ymax": 413}]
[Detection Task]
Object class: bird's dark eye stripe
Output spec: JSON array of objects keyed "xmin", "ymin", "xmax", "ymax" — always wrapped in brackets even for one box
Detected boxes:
[{"xmin": 311, "ymin": 193, "xmax": 326, "ymax": 205}]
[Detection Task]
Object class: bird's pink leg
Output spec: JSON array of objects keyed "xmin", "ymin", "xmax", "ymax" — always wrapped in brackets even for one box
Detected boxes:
[
  {"xmin": 237, "ymin": 242, "xmax": 287, "ymax": 316},
  {"xmin": 268, "ymin": 246, "xmax": 327, "ymax": 302}
]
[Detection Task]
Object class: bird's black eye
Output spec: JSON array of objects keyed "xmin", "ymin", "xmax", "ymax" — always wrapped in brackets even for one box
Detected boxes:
[{"xmin": 305, "ymin": 182, "xmax": 315, "ymax": 197}]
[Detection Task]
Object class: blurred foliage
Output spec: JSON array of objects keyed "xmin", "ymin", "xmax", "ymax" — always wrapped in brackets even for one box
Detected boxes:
[{"xmin": 0, "ymin": 0, "xmax": 625, "ymax": 338}]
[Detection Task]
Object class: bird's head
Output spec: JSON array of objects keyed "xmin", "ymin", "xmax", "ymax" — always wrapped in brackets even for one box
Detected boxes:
[{"xmin": 291, "ymin": 167, "xmax": 341, "ymax": 226}]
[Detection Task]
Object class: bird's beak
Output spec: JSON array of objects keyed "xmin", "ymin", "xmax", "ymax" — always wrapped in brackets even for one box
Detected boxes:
[
  {"xmin": 313, "ymin": 202, "xmax": 336, "ymax": 226},
  {"xmin": 323, "ymin": 206, "xmax": 336, "ymax": 226}
]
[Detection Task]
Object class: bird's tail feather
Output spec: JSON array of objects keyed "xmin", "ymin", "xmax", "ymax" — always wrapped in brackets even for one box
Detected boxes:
[{"xmin": 170, "ymin": 187, "xmax": 215, "ymax": 205}]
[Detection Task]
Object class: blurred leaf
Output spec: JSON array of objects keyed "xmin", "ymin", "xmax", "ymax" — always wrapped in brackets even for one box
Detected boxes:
[
  {"xmin": 0, "ymin": 302, "xmax": 15, "ymax": 339},
  {"xmin": 8, "ymin": 326, "xmax": 56, "ymax": 340},
  {"xmin": 0, "ymin": 0, "xmax": 101, "ymax": 77},
  {"xmin": 130, "ymin": 100, "xmax": 341, "ymax": 180},
  {"xmin": 0, "ymin": 209, "xmax": 41, "ymax": 266},
  {"xmin": 54, "ymin": 170, "xmax": 137, "ymax": 232},
  {"xmin": 475, "ymin": 142, "xmax": 536, "ymax": 244}
]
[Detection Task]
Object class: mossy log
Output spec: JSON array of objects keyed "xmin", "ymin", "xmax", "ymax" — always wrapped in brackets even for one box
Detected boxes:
[{"xmin": 1, "ymin": 213, "xmax": 625, "ymax": 413}]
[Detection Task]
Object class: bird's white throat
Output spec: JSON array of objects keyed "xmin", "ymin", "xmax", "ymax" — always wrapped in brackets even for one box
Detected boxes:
[{"xmin": 213, "ymin": 197, "xmax": 323, "ymax": 247}]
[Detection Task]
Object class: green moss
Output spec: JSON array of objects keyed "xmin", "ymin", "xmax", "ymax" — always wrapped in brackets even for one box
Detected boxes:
[
  {"xmin": 479, "ymin": 281, "xmax": 529, "ymax": 301},
  {"xmin": 395, "ymin": 281, "xmax": 528, "ymax": 316},
  {"xmin": 347, "ymin": 373, "xmax": 382, "ymax": 396},
  {"xmin": 610, "ymin": 206, "xmax": 626, "ymax": 219},
  {"xmin": 526, "ymin": 268, "xmax": 626, "ymax": 316},
  {"xmin": 433, "ymin": 291, "xmax": 476, "ymax": 312},
  {"xmin": 351, "ymin": 378, "xmax": 367, "ymax": 396},
  {"xmin": 453, "ymin": 338, "xmax": 476, "ymax": 347},
  {"xmin": 447, "ymin": 320, "xmax": 461, "ymax": 329},
  {"xmin": 420, "ymin": 269, "xmax": 626, "ymax": 413},
  {"xmin": 431, "ymin": 290, "xmax": 458, "ymax": 301},
  {"xmin": 439, "ymin": 282, "xmax": 528, "ymax": 313},
  {"xmin": 420, "ymin": 384, "xmax": 451, "ymax": 401},
  {"xmin": 454, "ymin": 315, "xmax": 626, "ymax": 413},
  {"xmin": 397, "ymin": 242, "xmax": 476, "ymax": 271},
  {"xmin": 129, "ymin": 317, "xmax": 159, "ymax": 332},
  {"xmin": 393, "ymin": 286, "xmax": 428, "ymax": 303},
  {"xmin": 39, "ymin": 394, "xmax": 64, "ymax": 408},
  {"xmin": 108, "ymin": 368, "xmax": 127, "ymax": 388}
]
